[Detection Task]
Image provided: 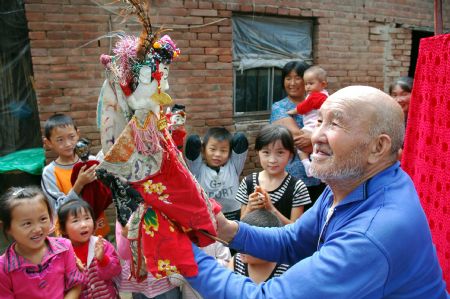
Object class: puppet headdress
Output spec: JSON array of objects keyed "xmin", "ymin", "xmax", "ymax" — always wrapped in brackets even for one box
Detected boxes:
[{"xmin": 100, "ymin": 0, "xmax": 180, "ymax": 93}]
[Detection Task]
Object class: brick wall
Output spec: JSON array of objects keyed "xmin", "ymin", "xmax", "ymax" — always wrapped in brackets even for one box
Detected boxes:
[{"xmin": 25, "ymin": 0, "xmax": 449, "ymax": 173}]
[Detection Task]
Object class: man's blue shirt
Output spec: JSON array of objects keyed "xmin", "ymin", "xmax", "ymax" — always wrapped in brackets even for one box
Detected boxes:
[{"xmin": 187, "ymin": 162, "xmax": 448, "ymax": 298}]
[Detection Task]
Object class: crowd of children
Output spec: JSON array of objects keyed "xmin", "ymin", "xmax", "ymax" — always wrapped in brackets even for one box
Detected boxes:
[{"xmin": 0, "ymin": 64, "xmax": 328, "ymax": 298}]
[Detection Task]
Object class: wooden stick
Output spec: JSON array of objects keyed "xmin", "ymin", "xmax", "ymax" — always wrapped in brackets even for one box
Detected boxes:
[{"xmin": 198, "ymin": 230, "xmax": 229, "ymax": 246}]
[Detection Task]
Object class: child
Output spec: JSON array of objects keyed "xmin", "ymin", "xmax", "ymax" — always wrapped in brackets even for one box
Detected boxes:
[
  {"xmin": 58, "ymin": 199, "xmax": 121, "ymax": 299},
  {"xmin": 185, "ymin": 127, "xmax": 248, "ymax": 221},
  {"xmin": 229, "ymin": 209, "xmax": 289, "ymax": 283},
  {"xmin": 287, "ymin": 66, "xmax": 329, "ymax": 176},
  {"xmin": 41, "ymin": 113, "xmax": 109, "ymax": 235},
  {"xmin": 0, "ymin": 186, "xmax": 84, "ymax": 298},
  {"xmin": 235, "ymin": 124, "xmax": 311, "ymax": 225}
]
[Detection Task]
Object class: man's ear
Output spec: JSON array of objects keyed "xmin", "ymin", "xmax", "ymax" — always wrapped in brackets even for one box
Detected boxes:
[{"xmin": 368, "ymin": 134, "xmax": 392, "ymax": 164}]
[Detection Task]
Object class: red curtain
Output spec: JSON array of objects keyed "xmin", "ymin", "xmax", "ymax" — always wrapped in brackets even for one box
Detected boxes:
[{"xmin": 401, "ymin": 33, "xmax": 450, "ymax": 289}]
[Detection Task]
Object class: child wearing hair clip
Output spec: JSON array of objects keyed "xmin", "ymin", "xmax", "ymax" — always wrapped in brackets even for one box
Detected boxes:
[{"xmin": 0, "ymin": 186, "xmax": 84, "ymax": 298}]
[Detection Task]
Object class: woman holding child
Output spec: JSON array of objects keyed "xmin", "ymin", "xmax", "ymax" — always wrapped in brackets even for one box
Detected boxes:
[{"xmin": 270, "ymin": 61, "xmax": 326, "ymax": 204}]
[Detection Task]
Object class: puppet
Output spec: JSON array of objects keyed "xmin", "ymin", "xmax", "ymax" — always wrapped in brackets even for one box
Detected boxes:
[
  {"xmin": 166, "ymin": 104, "xmax": 187, "ymax": 151},
  {"xmin": 95, "ymin": 0, "xmax": 217, "ymax": 280}
]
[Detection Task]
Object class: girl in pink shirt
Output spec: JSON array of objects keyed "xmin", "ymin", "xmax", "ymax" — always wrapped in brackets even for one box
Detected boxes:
[
  {"xmin": 58, "ymin": 199, "xmax": 121, "ymax": 299},
  {"xmin": 0, "ymin": 186, "xmax": 84, "ymax": 299}
]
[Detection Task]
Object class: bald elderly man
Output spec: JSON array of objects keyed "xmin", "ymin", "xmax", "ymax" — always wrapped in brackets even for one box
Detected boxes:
[{"xmin": 186, "ymin": 86, "xmax": 448, "ymax": 298}]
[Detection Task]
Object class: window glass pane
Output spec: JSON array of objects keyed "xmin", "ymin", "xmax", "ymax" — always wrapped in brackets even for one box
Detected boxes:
[
  {"xmin": 272, "ymin": 68, "xmax": 286, "ymax": 103},
  {"xmin": 235, "ymin": 68, "xmax": 269, "ymax": 113}
]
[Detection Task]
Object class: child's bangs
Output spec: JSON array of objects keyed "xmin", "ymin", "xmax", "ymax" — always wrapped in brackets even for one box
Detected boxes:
[{"xmin": 68, "ymin": 205, "xmax": 92, "ymax": 219}]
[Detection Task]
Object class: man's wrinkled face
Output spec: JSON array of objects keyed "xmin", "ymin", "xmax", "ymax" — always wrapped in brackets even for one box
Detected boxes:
[{"xmin": 309, "ymin": 96, "xmax": 372, "ymax": 182}]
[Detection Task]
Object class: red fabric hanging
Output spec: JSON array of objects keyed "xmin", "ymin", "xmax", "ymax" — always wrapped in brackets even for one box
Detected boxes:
[
  {"xmin": 401, "ymin": 33, "xmax": 450, "ymax": 290},
  {"xmin": 71, "ymin": 160, "xmax": 113, "ymax": 219}
]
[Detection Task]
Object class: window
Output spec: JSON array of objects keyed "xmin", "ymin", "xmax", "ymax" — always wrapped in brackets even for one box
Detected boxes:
[
  {"xmin": 232, "ymin": 15, "xmax": 313, "ymax": 115},
  {"xmin": 234, "ymin": 67, "xmax": 285, "ymax": 114}
]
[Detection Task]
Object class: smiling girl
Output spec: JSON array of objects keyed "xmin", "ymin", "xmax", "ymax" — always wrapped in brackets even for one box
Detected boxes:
[
  {"xmin": 236, "ymin": 125, "xmax": 311, "ymax": 225},
  {"xmin": 0, "ymin": 186, "xmax": 83, "ymax": 299}
]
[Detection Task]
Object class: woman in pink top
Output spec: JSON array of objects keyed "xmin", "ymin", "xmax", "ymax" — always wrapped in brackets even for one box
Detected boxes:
[{"xmin": 0, "ymin": 186, "xmax": 84, "ymax": 299}]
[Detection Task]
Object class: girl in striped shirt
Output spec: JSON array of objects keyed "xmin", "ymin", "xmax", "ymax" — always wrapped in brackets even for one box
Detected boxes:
[{"xmin": 236, "ymin": 124, "xmax": 311, "ymax": 225}]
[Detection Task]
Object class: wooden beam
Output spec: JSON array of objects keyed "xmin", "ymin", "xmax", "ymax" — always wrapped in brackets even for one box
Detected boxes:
[{"xmin": 434, "ymin": 0, "xmax": 443, "ymax": 35}]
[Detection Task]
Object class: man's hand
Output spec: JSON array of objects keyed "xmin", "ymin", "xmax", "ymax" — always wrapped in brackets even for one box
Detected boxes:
[{"xmin": 216, "ymin": 212, "xmax": 238, "ymax": 244}]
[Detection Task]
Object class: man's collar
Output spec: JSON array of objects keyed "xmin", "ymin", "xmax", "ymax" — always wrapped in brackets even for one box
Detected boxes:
[{"xmin": 333, "ymin": 161, "xmax": 400, "ymax": 207}]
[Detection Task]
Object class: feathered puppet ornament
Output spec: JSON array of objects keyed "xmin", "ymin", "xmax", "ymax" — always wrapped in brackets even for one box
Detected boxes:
[{"xmin": 96, "ymin": 0, "xmax": 218, "ymax": 280}]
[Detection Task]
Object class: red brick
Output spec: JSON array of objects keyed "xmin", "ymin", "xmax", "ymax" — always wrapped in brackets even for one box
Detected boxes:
[
  {"xmin": 183, "ymin": 0, "xmax": 198, "ymax": 9},
  {"xmin": 197, "ymin": 33, "xmax": 211, "ymax": 40},
  {"xmin": 25, "ymin": 12, "xmax": 45, "ymax": 22},
  {"xmin": 218, "ymin": 10, "xmax": 232, "ymax": 17},
  {"xmin": 226, "ymin": 3, "xmax": 241, "ymax": 11},
  {"xmin": 206, "ymin": 62, "xmax": 231, "ymax": 70},
  {"xmin": 31, "ymin": 48, "xmax": 48, "ymax": 56},
  {"xmin": 213, "ymin": 2, "xmax": 226, "ymax": 10},
  {"xmin": 241, "ymin": 5, "xmax": 254, "ymax": 12},
  {"xmin": 265, "ymin": 6, "xmax": 278, "ymax": 14},
  {"xmin": 190, "ymin": 25, "xmax": 219, "ymax": 33},
  {"xmin": 157, "ymin": 7, "xmax": 188, "ymax": 16},
  {"xmin": 172, "ymin": 16, "xmax": 204, "ymax": 25},
  {"xmin": 219, "ymin": 55, "xmax": 232, "ymax": 63},
  {"xmin": 32, "ymin": 56, "xmax": 67, "ymax": 64},
  {"xmin": 205, "ymin": 48, "xmax": 230, "ymax": 55},
  {"xmin": 190, "ymin": 55, "xmax": 218, "ymax": 63},
  {"xmin": 190, "ymin": 39, "xmax": 218, "ymax": 47}
]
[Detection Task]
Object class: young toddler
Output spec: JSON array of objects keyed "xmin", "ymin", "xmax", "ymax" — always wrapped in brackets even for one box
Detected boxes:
[
  {"xmin": 287, "ymin": 66, "xmax": 329, "ymax": 176},
  {"xmin": 185, "ymin": 127, "xmax": 248, "ymax": 221},
  {"xmin": 58, "ymin": 199, "xmax": 121, "ymax": 299},
  {"xmin": 0, "ymin": 186, "xmax": 84, "ymax": 298}
]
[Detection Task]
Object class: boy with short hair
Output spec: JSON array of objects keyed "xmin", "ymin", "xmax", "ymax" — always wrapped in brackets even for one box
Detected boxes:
[
  {"xmin": 185, "ymin": 127, "xmax": 248, "ymax": 221},
  {"xmin": 41, "ymin": 114, "xmax": 109, "ymax": 235},
  {"xmin": 42, "ymin": 114, "xmax": 97, "ymax": 210},
  {"xmin": 229, "ymin": 209, "xmax": 289, "ymax": 283},
  {"xmin": 287, "ymin": 65, "xmax": 329, "ymax": 176}
]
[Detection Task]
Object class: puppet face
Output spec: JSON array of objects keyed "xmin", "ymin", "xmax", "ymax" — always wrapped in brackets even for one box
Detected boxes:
[
  {"xmin": 170, "ymin": 113, "xmax": 186, "ymax": 126},
  {"xmin": 127, "ymin": 63, "xmax": 170, "ymax": 112}
]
